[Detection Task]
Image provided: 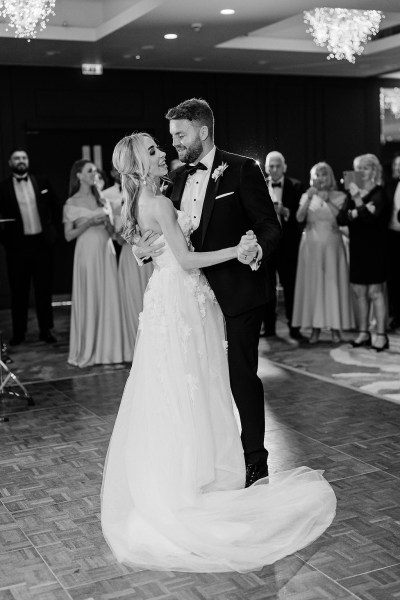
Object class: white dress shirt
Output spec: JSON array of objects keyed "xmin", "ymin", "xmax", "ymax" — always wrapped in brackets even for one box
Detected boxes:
[
  {"xmin": 181, "ymin": 146, "xmax": 216, "ymax": 229},
  {"xmin": 13, "ymin": 176, "xmax": 42, "ymax": 235},
  {"xmin": 389, "ymin": 181, "xmax": 400, "ymax": 232},
  {"xmin": 268, "ymin": 176, "xmax": 284, "ymax": 208}
]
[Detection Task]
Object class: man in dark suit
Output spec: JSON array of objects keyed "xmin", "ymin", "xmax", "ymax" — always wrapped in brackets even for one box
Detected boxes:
[
  {"xmin": 385, "ymin": 153, "xmax": 400, "ymax": 330},
  {"xmin": 263, "ymin": 151, "xmax": 305, "ymax": 341},
  {"xmin": 0, "ymin": 149, "xmax": 58, "ymax": 345},
  {"xmin": 135, "ymin": 98, "xmax": 281, "ymax": 487}
]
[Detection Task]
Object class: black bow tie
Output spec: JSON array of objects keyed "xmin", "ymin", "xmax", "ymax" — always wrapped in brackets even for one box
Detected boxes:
[
  {"xmin": 15, "ymin": 176, "xmax": 28, "ymax": 182},
  {"xmin": 185, "ymin": 162, "xmax": 207, "ymax": 176},
  {"xmin": 271, "ymin": 181, "xmax": 282, "ymax": 188}
]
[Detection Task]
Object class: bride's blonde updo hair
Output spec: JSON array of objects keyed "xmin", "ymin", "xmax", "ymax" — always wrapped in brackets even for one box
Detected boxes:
[{"xmin": 112, "ymin": 132, "xmax": 155, "ymax": 244}]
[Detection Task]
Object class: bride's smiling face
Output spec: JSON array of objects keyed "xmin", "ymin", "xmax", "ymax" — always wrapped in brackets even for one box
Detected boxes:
[{"xmin": 144, "ymin": 136, "xmax": 168, "ymax": 178}]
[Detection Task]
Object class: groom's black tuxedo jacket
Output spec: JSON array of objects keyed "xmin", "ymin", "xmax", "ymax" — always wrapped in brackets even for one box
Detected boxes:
[
  {"xmin": 0, "ymin": 175, "xmax": 58, "ymax": 252},
  {"xmin": 168, "ymin": 148, "xmax": 281, "ymax": 317}
]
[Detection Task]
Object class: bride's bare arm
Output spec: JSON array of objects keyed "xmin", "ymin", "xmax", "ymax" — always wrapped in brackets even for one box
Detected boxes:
[{"xmin": 153, "ymin": 198, "xmax": 237, "ymax": 270}]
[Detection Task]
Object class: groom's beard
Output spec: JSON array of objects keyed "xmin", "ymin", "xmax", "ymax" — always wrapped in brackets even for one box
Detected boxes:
[{"xmin": 176, "ymin": 138, "xmax": 203, "ymax": 164}]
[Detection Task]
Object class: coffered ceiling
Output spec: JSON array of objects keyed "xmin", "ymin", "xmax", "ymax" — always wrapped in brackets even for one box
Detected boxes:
[{"xmin": 0, "ymin": 0, "xmax": 399, "ymax": 77}]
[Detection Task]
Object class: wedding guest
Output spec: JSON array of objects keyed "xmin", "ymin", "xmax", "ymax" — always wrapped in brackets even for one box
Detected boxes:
[
  {"xmin": 102, "ymin": 166, "xmax": 123, "ymax": 259},
  {"xmin": 95, "ymin": 169, "xmax": 109, "ymax": 193},
  {"xmin": 292, "ymin": 162, "xmax": 354, "ymax": 343},
  {"xmin": 0, "ymin": 148, "xmax": 58, "ymax": 345},
  {"xmin": 263, "ymin": 151, "xmax": 305, "ymax": 341},
  {"xmin": 337, "ymin": 154, "xmax": 389, "ymax": 351},
  {"xmin": 385, "ymin": 153, "xmax": 400, "ymax": 331},
  {"xmin": 64, "ymin": 159, "xmax": 128, "ymax": 367},
  {"xmin": 103, "ymin": 167, "xmax": 153, "ymax": 359}
]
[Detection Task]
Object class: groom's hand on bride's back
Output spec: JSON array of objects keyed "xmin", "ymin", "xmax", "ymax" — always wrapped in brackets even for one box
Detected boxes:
[{"xmin": 133, "ymin": 230, "xmax": 165, "ymax": 261}]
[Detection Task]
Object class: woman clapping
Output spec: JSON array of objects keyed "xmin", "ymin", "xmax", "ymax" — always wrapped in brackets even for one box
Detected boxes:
[
  {"xmin": 292, "ymin": 162, "xmax": 354, "ymax": 343},
  {"xmin": 337, "ymin": 154, "xmax": 390, "ymax": 351}
]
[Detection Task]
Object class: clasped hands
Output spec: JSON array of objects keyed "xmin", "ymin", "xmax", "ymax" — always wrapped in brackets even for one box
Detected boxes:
[
  {"xmin": 348, "ymin": 182, "xmax": 375, "ymax": 213},
  {"xmin": 134, "ymin": 229, "xmax": 259, "ymax": 265},
  {"xmin": 236, "ymin": 230, "xmax": 259, "ymax": 265}
]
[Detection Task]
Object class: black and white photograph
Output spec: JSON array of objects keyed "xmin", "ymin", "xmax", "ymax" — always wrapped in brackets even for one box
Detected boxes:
[{"xmin": 0, "ymin": 1, "xmax": 400, "ymax": 599}]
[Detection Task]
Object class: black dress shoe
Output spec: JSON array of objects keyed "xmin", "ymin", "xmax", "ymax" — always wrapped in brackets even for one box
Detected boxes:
[
  {"xmin": 39, "ymin": 331, "xmax": 57, "ymax": 343},
  {"xmin": 9, "ymin": 336, "xmax": 25, "ymax": 346},
  {"xmin": 245, "ymin": 461, "xmax": 269, "ymax": 488}
]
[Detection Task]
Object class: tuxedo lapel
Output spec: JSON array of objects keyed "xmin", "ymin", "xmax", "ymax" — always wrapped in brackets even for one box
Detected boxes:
[
  {"xmin": 5, "ymin": 177, "xmax": 20, "ymax": 218},
  {"xmin": 198, "ymin": 148, "xmax": 224, "ymax": 248},
  {"xmin": 282, "ymin": 178, "xmax": 291, "ymax": 208},
  {"xmin": 170, "ymin": 167, "xmax": 188, "ymax": 209}
]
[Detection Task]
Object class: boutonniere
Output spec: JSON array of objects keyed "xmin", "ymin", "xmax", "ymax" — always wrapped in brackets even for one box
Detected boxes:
[{"xmin": 211, "ymin": 162, "xmax": 228, "ymax": 182}]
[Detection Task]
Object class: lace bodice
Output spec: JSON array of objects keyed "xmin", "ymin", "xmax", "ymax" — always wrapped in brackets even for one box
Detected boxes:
[
  {"xmin": 151, "ymin": 210, "xmax": 194, "ymax": 270},
  {"xmin": 138, "ymin": 209, "xmax": 217, "ymax": 337}
]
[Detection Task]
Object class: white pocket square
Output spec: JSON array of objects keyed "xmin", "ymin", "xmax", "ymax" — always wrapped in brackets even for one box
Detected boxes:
[
  {"xmin": 215, "ymin": 192, "xmax": 234, "ymax": 200},
  {"xmin": 41, "ymin": 189, "xmax": 48, "ymax": 194}
]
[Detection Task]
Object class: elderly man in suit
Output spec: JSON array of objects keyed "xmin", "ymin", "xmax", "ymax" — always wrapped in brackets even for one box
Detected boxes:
[
  {"xmin": 0, "ymin": 149, "xmax": 58, "ymax": 345},
  {"xmin": 263, "ymin": 151, "xmax": 305, "ymax": 341}
]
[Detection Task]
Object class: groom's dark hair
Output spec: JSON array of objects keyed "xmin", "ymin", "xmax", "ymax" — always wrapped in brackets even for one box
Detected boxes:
[{"xmin": 165, "ymin": 98, "xmax": 214, "ymax": 140}]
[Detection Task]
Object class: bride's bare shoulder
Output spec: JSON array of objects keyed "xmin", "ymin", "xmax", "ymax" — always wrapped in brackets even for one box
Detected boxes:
[{"xmin": 151, "ymin": 194, "xmax": 175, "ymax": 214}]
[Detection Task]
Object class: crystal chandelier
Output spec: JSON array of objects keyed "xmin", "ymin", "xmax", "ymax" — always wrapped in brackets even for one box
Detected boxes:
[
  {"xmin": 380, "ymin": 88, "xmax": 400, "ymax": 120},
  {"xmin": 304, "ymin": 8, "xmax": 383, "ymax": 63},
  {"xmin": 0, "ymin": 0, "xmax": 56, "ymax": 41}
]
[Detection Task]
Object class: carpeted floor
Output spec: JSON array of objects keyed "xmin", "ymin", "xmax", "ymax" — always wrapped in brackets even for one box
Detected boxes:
[{"xmin": 262, "ymin": 319, "xmax": 400, "ymax": 404}]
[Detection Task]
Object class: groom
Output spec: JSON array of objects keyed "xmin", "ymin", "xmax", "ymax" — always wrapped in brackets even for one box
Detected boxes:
[{"xmin": 136, "ymin": 98, "xmax": 281, "ymax": 486}]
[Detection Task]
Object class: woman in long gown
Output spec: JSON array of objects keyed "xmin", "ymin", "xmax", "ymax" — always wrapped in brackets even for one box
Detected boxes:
[
  {"xmin": 291, "ymin": 162, "xmax": 354, "ymax": 344},
  {"xmin": 64, "ymin": 159, "xmax": 128, "ymax": 367},
  {"xmin": 102, "ymin": 172, "xmax": 153, "ymax": 359},
  {"xmin": 101, "ymin": 133, "xmax": 337, "ymax": 573}
]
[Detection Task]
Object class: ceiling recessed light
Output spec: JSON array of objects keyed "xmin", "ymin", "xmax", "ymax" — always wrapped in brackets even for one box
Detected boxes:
[
  {"xmin": 164, "ymin": 33, "xmax": 178, "ymax": 40},
  {"xmin": 220, "ymin": 9, "xmax": 235, "ymax": 15},
  {"xmin": 135, "ymin": 55, "xmax": 141, "ymax": 60},
  {"xmin": 141, "ymin": 44, "xmax": 155, "ymax": 50}
]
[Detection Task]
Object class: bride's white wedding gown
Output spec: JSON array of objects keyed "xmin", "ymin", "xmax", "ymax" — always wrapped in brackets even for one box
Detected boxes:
[{"xmin": 101, "ymin": 210, "xmax": 336, "ymax": 573}]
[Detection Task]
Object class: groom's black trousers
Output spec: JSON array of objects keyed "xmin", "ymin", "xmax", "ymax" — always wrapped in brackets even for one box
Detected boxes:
[{"xmin": 225, "ymin": 305, "xmax": 268, "ymax": 465}]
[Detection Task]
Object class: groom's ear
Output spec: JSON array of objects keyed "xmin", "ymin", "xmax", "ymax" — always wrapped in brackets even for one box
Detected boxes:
[{"xmin": 199, "ymin": 125, "xmax": 209, "ymax": 141}]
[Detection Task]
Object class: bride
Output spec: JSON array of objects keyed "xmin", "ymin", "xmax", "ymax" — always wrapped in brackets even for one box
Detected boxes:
[{"xmin": 101, "ymin": 132, "xmax": 336, "ymax": 573}]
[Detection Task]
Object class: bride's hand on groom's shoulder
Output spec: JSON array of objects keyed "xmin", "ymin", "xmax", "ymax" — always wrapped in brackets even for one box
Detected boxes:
[
  {"xmin": 237, "ymin": 230, "xmax": 258, "ymax": 264},
  {"xmin": 133, "ymin": 230, "xmax": 165, "ymax": 260}
]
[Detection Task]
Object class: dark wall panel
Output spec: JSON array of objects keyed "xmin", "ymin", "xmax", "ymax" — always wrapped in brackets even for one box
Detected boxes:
[{"xmin": 0, "ymin": 65, "xmax": 385, "ymax": 308}]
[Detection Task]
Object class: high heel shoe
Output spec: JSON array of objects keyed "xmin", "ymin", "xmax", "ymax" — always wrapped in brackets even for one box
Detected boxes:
[
  {"xmin": 309, "ymin": 328, "xmax": 320, "ymax": 344},
  {"xmin": 350, "ymin": 331, "xmax": 371, "ymax": 348},
  {"xmin": 371, "ymin": 333, "xmax": 389, "ymax": 352}
]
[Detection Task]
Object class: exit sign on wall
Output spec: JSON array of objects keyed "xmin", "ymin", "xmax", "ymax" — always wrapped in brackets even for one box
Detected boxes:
[{"xmin": 82, "ymin": 64, "xmax": 103, "ymax": 75}]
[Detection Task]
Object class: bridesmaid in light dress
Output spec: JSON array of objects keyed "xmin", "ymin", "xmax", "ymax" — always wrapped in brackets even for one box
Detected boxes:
[
  {"xmin": 63, "ymin": 159, "xmax": 128, "ymax": 367},
  {"xmin": 103, "ymin": 167, "xmax": 153, "ymax": 360},
  {"xmin": 291, "ymin": 162, "xmax": 354, "ymax": 343}
]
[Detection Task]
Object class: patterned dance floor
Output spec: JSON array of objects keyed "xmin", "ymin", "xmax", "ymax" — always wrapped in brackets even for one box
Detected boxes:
[{"xmin": 1, "ymin": 358, "xmax": 400, "ymax": 599}]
